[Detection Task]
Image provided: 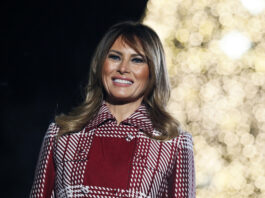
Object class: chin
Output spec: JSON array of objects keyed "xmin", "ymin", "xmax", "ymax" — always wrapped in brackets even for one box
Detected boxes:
[{"xmin": 110, "ymin": 92, "xmax": 131, "ymax": 100}]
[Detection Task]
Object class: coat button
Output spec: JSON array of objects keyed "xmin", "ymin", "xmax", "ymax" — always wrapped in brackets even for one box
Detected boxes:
[
  {"xmin": 81, "ymin": 186, "xmax": 89, "ymax": 194},
  {"xmin": 125, "ymin": 133, "xmax": 134, "ymax": 142}
]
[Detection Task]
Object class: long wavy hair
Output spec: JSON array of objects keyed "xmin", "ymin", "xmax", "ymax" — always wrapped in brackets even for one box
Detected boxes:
[{"xmin": 55, "ymin": 21, "xmax": 180, "ymax": 140}]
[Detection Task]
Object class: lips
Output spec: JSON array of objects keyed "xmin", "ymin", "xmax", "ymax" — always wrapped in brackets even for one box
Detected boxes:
[{"xmin": 112, "ymin": 77, "xmax": 134, "ymax": 85}]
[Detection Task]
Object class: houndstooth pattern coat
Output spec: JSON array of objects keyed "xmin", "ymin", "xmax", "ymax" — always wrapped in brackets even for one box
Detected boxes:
[{"xmin": 30, "ymin": 102, "xmax": 195, "ymax": 198}]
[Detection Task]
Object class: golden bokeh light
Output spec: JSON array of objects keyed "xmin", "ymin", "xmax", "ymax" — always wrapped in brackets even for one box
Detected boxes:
[{"xmin": 144, "ymin": 0, "xmax": 265, "ymax": 197}]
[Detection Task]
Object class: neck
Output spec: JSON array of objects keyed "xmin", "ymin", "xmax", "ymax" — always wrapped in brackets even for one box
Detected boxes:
[{"xmin": 105, "ymin": 98, "xmax": 143, "ymax": 124}]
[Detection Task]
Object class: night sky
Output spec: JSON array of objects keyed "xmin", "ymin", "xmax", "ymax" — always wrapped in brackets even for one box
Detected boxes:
[{"xmin": 2, "ymin": 0, "xmax": 148, "ymax": 196}]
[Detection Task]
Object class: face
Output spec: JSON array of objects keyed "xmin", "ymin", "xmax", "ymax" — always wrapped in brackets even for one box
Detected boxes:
[{"xmin": 102, "ymin": 36, "xmax": 149, "ymax": 104}]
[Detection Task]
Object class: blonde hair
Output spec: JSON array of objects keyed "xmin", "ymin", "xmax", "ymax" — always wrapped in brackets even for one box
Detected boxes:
[{"xmin": 55, "ymin": 21, "xmax": 180, "ymax": 140}]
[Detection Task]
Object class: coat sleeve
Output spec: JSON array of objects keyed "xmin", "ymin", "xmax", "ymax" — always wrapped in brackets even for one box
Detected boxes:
[
  {"xmin": 170, "ymin": 132, "xmax": 196, "ymax": 198},
  {"xmin": 30, "ymin": 123, "xmax": 58, "ymax": 198}
]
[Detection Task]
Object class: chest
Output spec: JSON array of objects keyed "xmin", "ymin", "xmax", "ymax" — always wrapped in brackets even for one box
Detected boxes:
[{"xmin": 52, "ymin": 124, "xmax": 178, "ymax": 194}]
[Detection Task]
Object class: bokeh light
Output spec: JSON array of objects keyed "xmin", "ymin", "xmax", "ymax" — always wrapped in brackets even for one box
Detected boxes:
[
  {"xmin": 144, "ymin": 0, "xmax": 265, "ymax": 197},
  {"xmin": 240, "ymin": 0, "xmax": 265, "ymax": 15},
  {"xmin": 219, "ymin": 31, "xmax": 251, "ymax": 59}
]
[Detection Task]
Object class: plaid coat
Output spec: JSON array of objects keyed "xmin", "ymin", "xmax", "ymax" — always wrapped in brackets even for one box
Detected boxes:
[{"xmin": 30, "ymin": 103, "xmax": 195, "ymax": 198}]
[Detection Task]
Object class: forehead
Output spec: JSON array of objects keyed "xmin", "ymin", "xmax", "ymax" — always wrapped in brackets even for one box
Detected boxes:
[{"xmin": 110, "ymin": 35, "xmax": 145, "ymax": 55}]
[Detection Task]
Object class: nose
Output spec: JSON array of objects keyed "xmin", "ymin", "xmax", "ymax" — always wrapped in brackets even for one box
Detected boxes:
[{"xmin": 117, "ymin": 59, "xmax": 130, "ymax": 74}]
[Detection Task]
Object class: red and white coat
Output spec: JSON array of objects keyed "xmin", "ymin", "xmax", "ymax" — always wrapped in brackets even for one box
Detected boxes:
[{"xmin": 30, "ymin": 103, "xmax": 195, "ymax": 198}]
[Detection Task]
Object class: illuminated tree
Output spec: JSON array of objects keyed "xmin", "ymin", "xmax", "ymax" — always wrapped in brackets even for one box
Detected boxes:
[{"xmin": 144, "ymin": 0, "xmax": 265, "ymax": 197}]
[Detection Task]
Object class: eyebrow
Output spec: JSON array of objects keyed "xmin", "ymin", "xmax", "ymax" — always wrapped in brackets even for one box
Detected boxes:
[{"xmin": 109, "ymin": 49, "xmax": 145, "ymax": 58}]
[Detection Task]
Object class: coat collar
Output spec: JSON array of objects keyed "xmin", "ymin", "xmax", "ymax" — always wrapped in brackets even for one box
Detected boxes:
[{"xmin": 87, "ymin": 101, "xmax": 154, "ymax": 133}]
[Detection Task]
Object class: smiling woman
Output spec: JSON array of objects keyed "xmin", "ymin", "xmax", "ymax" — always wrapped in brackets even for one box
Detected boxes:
[
  {"xmin": 102, "ymin": 36, "xmax": 150, "ymax": 120},
  {"xmin": 30, "ymin": 21, "xmax": 195, "ymax": 198}
]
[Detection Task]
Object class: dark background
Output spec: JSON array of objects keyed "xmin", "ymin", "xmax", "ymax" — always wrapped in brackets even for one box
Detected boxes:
[{"xmin": 2, "ymin": 0, "xmax": 148, "ymax": 197}]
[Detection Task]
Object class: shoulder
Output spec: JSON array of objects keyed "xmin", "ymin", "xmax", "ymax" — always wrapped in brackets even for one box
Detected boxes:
[
  {"xmin": 176, "ymin": 129, "xmax": 194, "ymax": 150},
  {"xmin": 162, "ymin": 128, "xmax": 194, "ymax": 150},
  {"xmin": 44, "ymin": 122, "xmax": 60, "ymax": 138}
]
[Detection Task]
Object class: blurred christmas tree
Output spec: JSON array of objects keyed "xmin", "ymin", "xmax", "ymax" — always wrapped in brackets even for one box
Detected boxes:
[{"xmin": 143, "ymin": 0, "xmax": 265, "ymax": 197}]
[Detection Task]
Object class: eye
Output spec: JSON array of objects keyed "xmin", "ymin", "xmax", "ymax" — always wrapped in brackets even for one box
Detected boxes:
[
  {"xmin": 132, "ymin": 57, "xmax": 145, "ymax": 63},
  {"xmin": 108, "ymin": 54, "xmax": 120, "ymax": 61}
]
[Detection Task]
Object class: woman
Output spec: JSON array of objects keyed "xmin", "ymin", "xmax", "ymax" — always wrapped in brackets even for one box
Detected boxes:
[{"xmin": 30, "ymin": 21, "xmax": 195, "ymax": 198}]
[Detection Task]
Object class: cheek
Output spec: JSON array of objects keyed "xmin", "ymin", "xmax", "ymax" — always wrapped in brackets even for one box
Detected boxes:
[
  {"xmin": 102, "ymin": 59, "xmax": 117, "ymax": 78},
  {"xmin": 101, "ymin": 62, "xmax": 111, "ymax": 90},
  {"xmin": 137, "ymin": 66, "xmax": 150, "ymax": 84},
  {"xmin": 102, "ymin": 61, "xmax": 108, "ymax": 77},
  {"xmin": 102, "ymin": 61, "xmax": 112, "ymax": 80}
]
